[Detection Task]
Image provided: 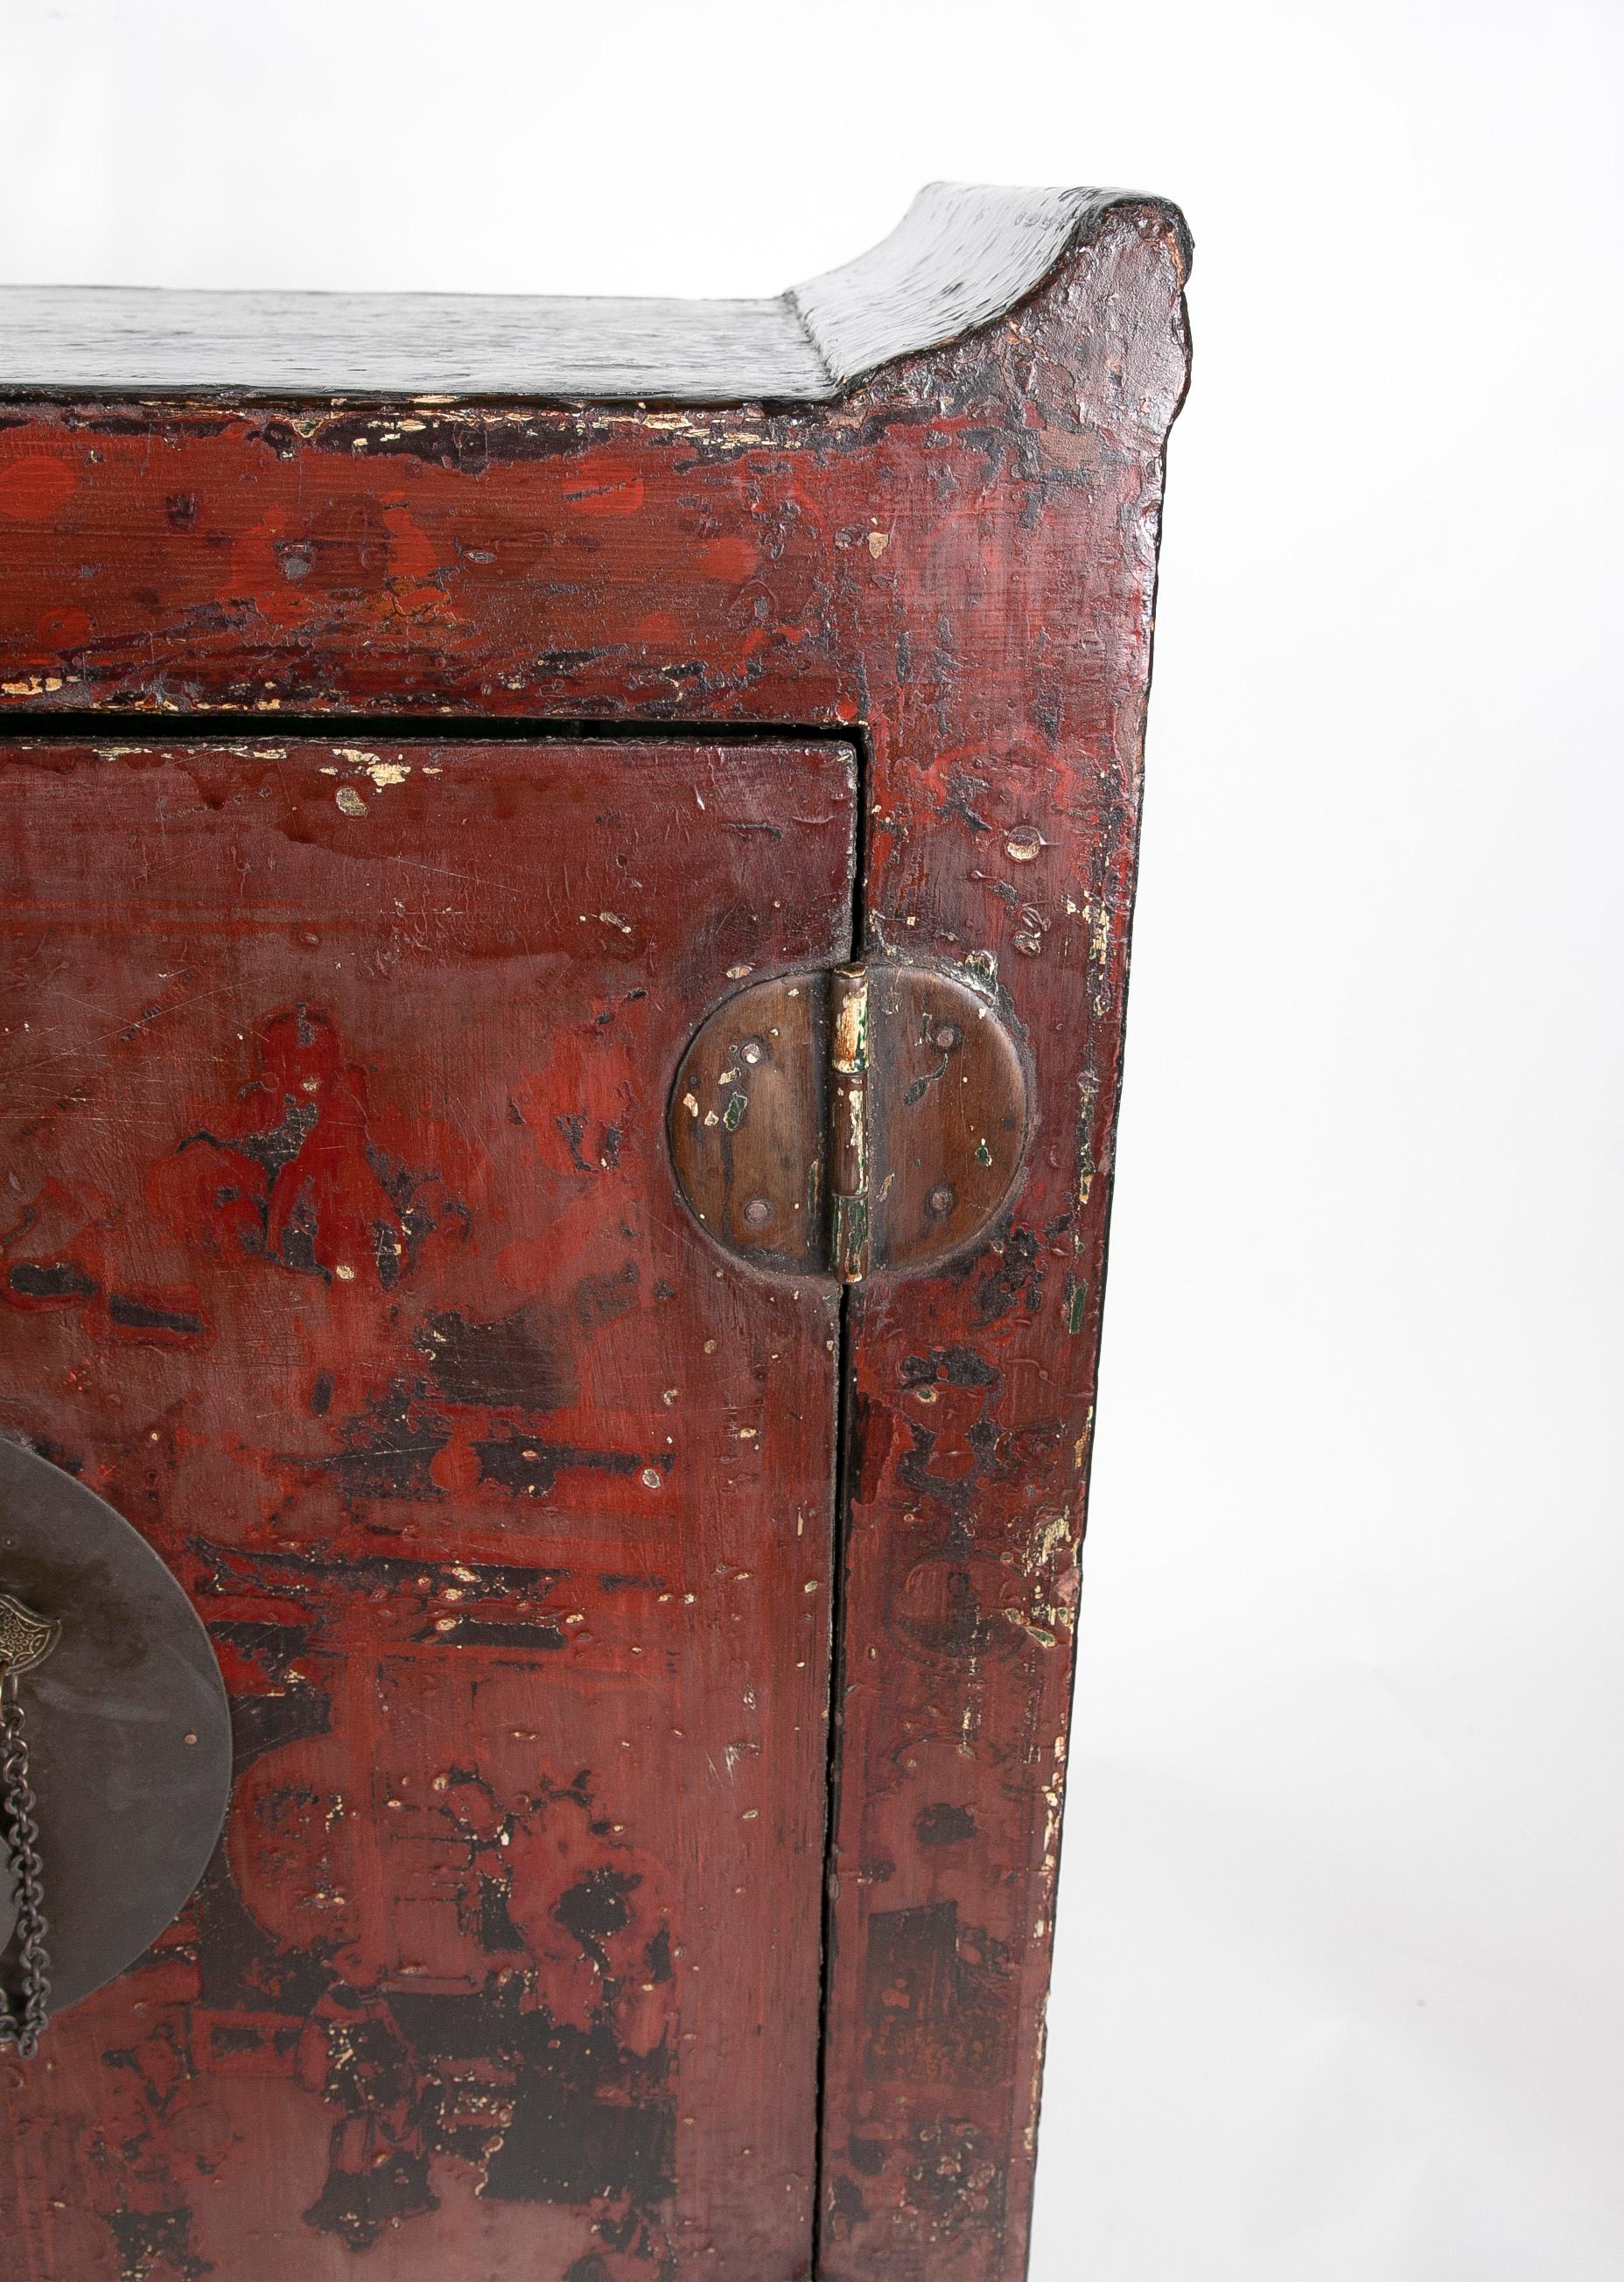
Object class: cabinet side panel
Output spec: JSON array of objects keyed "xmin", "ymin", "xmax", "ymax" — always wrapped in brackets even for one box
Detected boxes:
[{"xmin": 818, "ymin": 214, "xmax": 1190, "ymax": 2281}]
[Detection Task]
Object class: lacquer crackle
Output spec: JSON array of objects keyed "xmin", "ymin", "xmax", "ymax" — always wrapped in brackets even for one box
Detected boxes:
[{"xmin": 0, "ymin": 185, "xmax": 1189, "ymax": 2281}]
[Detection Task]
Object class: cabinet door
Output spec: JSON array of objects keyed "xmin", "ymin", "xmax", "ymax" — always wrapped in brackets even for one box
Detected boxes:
[{"xmin": 0, "ymin": 735, "xmax": 856, "ymax": 2282}]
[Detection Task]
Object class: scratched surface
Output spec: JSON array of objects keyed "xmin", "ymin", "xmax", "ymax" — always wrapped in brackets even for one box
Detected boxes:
[
  {"xmin": 0, "ymin": 738, "xmax": 855, "ymax": 2279},
  {"xmin": 0, "ymin": 194, "xmax": 1190, "ymax": 2280}
]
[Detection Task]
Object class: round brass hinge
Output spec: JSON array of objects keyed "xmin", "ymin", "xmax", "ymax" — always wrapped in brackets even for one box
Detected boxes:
[{"xmin": 667, "ymin": 960, "xmax": 1030, "ymax": 1280}]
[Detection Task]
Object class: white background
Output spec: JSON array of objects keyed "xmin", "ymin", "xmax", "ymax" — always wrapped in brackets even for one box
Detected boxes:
[{"xmin": 4, "ymin": 4, "xmax": 1620, "ymax": 2274}]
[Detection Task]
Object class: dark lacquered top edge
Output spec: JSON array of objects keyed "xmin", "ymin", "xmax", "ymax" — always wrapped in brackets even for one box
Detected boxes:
[{"xmin": 0, "ymin": 184, "xmax": 1190, "ymax": 406}]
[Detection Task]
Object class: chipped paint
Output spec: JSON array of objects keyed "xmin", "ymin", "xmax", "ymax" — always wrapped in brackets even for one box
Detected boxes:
[
  {"xmin": 0, "ymin": 191, "xmax": 1191, "ymax": 2282},
  {"xmin": 0, "ymin": 737, "xmax": 854, "ymax": 2279},
  {"xmin": 333, "ymin": 746, "xmax": 410, "ymax": 789}
]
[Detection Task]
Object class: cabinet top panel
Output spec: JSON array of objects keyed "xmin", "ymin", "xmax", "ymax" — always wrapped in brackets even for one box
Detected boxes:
[{"xmin": 0, "ymin": 182, "xmax": 1188, "ymax": 404}]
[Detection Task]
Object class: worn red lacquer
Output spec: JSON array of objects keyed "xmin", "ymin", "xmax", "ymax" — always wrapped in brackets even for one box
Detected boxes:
[
  {"xmin": 0, "ymin": 738, "xmax": 855, "ymax": 2279},
  {"xmin": 0, "ymin": 199, "xmax": 1189, "ymax": 2282}
]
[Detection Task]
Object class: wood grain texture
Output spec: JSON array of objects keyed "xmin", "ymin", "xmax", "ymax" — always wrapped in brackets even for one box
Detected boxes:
[
  {"xmin": 0, "ymin": 184, "xmax": 1184, "ymax": 402},
  {"xmin": 0, "ymin": 183, "xmax": 1192, "ymax": 2280},
  {"xmin": 0, "ymin": 285, "xmax": 826, "ymax": 403},
  {"xmin": 790, "ymin": 181, "xmax": 1186, "ymax": 386}
]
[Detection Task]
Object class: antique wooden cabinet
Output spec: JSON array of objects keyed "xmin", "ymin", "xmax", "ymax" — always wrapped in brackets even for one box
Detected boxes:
[{"xmin": 0, "ymin": 184, "xmax": 1190, "ymax": 2280}]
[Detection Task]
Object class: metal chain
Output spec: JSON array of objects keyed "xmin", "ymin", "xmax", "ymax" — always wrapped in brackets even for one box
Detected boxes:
[{"xmin": 0, "ymin": 1671, "xmax": 51, "ymax": 2060}]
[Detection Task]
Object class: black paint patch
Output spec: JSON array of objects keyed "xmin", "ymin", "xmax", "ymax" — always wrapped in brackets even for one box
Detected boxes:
[
  {"xmin": 326, "ymin": 1379, "xmax": 451, "ymax": 1501},
  {"xmin": 7, "ymin": 1260, "xmax": 95, "ymax": 1301},
  {"xmin": 915, "ymin": 1802, "xmax": 977, "ymax": 1848},
  {"xmin": 303, "ymin": 2147, "xmax": 438, "ymax": 2250},
  {"xmin": 275, "ymin": 1172, "xmax": 323, "ymax": 1276},
  {"xmin": 192, "ymin": 1855, "xmax": 336, "ymax": 2018},
  {"xmin": 900, "ymin": 1345, "xmax": 1000, "ymax": 1393},
  {"xmin": 474, "ymin": 1432, "xmax": 644, "ymax": 1499},
  {"xmin": 108, "ymin": 1292, "xmax": 206, "ymax": 1337},
  {"xmin": 555, "ymin": 1866, "xmax": 641, "ymax": 1972},
  {"xmin": 419, "ymin": 1305, "xmax": 570, "ymax": 1410},
  {"xmin": 482, "ymin": 2078, "xmax": 676, "ymax": 2211},
  {"xmin": 301, "ymin": 2012, "xmax": 442, "ymax": 2249},
  {"xmin": 4, "ymin": 1430, "xmax": 83, "ymax": 1476},
  {"xmin": 210, "ymin": 2020, "xmax": 274, "ymax": 2056},
  {"xmin": 374, "ymin": 1219, "xmax": 403, "ymax": 1289},
  {"xmin": 211, "ymin": 1618, "xmax": 314, "ymax": 1675},
  {"xmin": 889, "ymin": 1557, "xmax": 1009, "ymax": 1662},
  {"xmin": 477, "ymin": 1872, "xmax": 526, "ymax": 1955},
  {"xmin": 904, "ymin": 2118, "xmax": 1006, "ymax": 2236},
  {"xmin": 568, "ymin": 1261, "xmax": 640, "ymax": 1333},
  {"xmin": 414, "ymin": 1614, "xmax": 568, "ymax": 1651},
  {"xmin": 228, "ymin": 1684, "xmax": 333, "ymax": 1770},
  {"xmin": 863, "ymin": 1902, "xmax": 1014, "ymax": 2089},
  {"xmin": 190, "ymin": 1537, "xmax": 568, "ymax": 1608},
  {"xmin": 556, "ymin": 1112, "xmax": 592, "ymax": 1173},
  {"xmin": 103, "ymin": 2206, "xmax": 211, "ymax": 2282},
  {"xmin": 228, "ymin": 1093, "xmax": 318, "ymax": 1183},
  {"xmin": 363, "ymin": 1138, "xmax": 472, "ymax": 1277},
  {"xmin": 972, "ymin": 1228, "xmax": 1044, "ymax": 1326},
  {"xmin": 828, "ymin": 2174, "xmax": 869, "ymax": 2232},
  {"xmin": 938, "ymin": 765, "xmax": 991, "ymax": 835},
  {"xmin": 382, "ymin": 1985, "xmax": 676, "ymax": 2215}
]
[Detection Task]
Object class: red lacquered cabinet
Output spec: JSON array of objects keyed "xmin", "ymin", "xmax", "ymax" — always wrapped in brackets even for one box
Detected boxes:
[{"xmin": 0, "ymin": 184, "xmax": 1190, "ymax": 2280}]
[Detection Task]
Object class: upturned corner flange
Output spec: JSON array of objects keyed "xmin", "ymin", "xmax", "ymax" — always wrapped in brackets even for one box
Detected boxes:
[{"xmin": 667, "ymin": 959, "xmax": 1031, "ymax": 1281}]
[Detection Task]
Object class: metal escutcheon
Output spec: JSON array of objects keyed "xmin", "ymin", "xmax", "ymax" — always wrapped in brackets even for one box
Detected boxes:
[{"xmin": 0, "ymin": 1438, "xmax": 233, "ymax": 2018}]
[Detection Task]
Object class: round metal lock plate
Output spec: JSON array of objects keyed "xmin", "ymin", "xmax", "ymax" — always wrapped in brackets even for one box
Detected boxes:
[{"xmin": 0, "ymin": 1438, "xmax": 233, "ymax": 2017}]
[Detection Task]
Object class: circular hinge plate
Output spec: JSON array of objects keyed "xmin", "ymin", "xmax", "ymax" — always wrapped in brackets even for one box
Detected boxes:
[{"xmin": 668, "ymin": 960, "xmax": 1030, "ymax": 1279}]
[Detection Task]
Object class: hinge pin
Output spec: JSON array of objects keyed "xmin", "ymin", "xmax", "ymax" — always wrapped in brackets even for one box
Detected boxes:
[{"xmin": 827, "ymin": 966, "xmax": 871, "ymax": 1283}]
